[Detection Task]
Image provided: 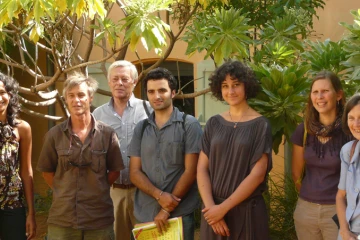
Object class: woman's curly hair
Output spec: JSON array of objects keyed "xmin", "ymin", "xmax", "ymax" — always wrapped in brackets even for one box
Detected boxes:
[
  {"xmin": 209, "ymin": 61, "xmax": 260, "ymax": 101},
  {"xmin": 0, "ymin": 73, "xmax": 20, "ymax": 126}
]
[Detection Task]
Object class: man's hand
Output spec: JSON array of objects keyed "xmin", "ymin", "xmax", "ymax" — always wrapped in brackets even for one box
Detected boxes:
[
  {"xmin": 154, "ymin": 209, "xmax": 170, "ymax": 235},
  {"xmin": 157, "ymin": 192, "xmax": 180, "ymax": 212}
]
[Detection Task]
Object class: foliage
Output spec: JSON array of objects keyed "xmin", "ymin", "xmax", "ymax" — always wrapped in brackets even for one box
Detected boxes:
[
  {"xmin": 0, "ymin": 0, "xmax": 198, "ymax": 120},
  {"xmin": 183, "ymin": 7, "xmax": 252, "ymax": 65},
  {"xmin": 219, "ymin": 0, "xmax": 325, "ymax": 30},
  {"xmin": 0, "ymin": 0, "xmax": 358, "ymax": 157},
  {"xmin": 0, "ymin": 0, "xmax": 233, "ymax": 121},
  {"xmin": 264, "ymin": 172, "xmax": 298, "ymax": 240},
  {"xmin": 254, "ymin": 41, "xmax": 297, "ymax": 67},
  {"xmin": 302, "ymin": 39, "xmax": 348, "ymax": 76},
  {"xmin": 300, "ymin": 36, "xmax": 360, "ymax": 100},
  {"xmin": 34, "ymin": 189, "xmax": 53, "ymax": 213},
  {"xmin": 0, "ymin": 0, "xmax": 110, "ymax": 43},
  {"xmin": 340, "ymin": 9, "xmax": 360, "ymax": 81},
  {"xmin": 119, "ymin": 0, "xmax": 172, "ymax": 54},
  {"xmin": 250, "ymin": 64, "xmax": 311, "ymax": 154},
  {"xmin": 252, "ymin": 10, "xmax": 307, "ymax": 68},
  {"xmin": 258, "ymin": 14, "xmax": 305, "ymax": 51},
  {"xmin": 270, "ymin": 0, "xmax": 325, "ymax": 28}
]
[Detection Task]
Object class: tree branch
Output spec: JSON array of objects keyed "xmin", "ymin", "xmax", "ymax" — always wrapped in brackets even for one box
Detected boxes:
[
  {"xmin": 174, "ymin": 3, "xmax": 198, "ymax": 40},
  {"xmin": 18, "ymin": 87, "xmax": 34, "ymax": 95},
  {"xmin": 56, "ymin": 94, "xmax": 69, "ymax": 118},
  {"xmin": 84, "ymin": 18, "xmax": 95, "ymax": 62},
  {"xmin": 116, "ymin": 0, "xmax": 128, "ymax": 15},
  {"xmin": 64, "ymin": 44, "xmax": 127, "ymax": 73},
  {"xmin": 65, "ymin": 16, "xmax": 113, "ymax": 55},
  {"xmin": 0, "ymin": 58, "xmax": 50, "ymax": 81},
  {"xmin": 37, "ymin": 90, "xmax": 59, "ymax": 99},
  {"xmin": 54, "ymin": 10, "xmax": 71, "ymax": 29},
  {"xmin": 174, "ymin": 87, "xmax": 210, "ymax": 99},
  {"xmin": 137, "ymin": 33, "xmax": 176, "ymax": 81},
  {"xmin": 64, "ymin": 15, "xmax": 84, "ymax": 68},
  {"xmin": 97, "ymin": 88, "xmax": 112, "ymax": 96},
  {"xmin": 21, "ymin": 107, "xmax": 64, "ymax": 121},
  {"xmin": 19, "ymin": 96, "xmax": 57, "ymax": 106},
  {"xmin": 32, "ymin": 69, "xmax": 62, "ymax": 92}
]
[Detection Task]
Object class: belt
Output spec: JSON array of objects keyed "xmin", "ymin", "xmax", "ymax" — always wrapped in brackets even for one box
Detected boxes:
[{"xmin": 112, "ymin": 183, "xmax": 136, "ymax": 189}]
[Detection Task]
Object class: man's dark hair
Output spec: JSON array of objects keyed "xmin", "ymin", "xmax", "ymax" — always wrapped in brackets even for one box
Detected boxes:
[{"xmin": 143, "ymin": 68, "xmax": 177, "ymax": 92}]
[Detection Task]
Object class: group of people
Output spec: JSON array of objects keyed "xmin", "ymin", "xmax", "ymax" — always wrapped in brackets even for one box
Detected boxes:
[
  {"xmin": 291, "ymin": 70, "xmax": 360, "ymax": 240},
  {"xmin": 0, "ymin": 59, "xmax": 360, "ymax": 240}
]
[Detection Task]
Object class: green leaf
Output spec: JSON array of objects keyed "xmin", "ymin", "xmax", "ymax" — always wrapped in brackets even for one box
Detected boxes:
[
  {"xmin": 7, "ymin": 0, "xmax": 18, "ymax": 19},
  {"xmin": 94, "ymin": 31, "xmax": 105, "ymax": 44},
  {"xmin": 34, "ymin": 0, "xmax": 42, "ymax": 23}
]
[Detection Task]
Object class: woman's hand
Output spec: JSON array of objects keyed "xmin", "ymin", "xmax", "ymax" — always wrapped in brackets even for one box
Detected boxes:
[
  {"xmin": 211, "ymin": 219, "xmax": 230, "ymax": 237},
  {"xmin": 339, "ymin": 229, "xmax": 358, "ymax": 240},
  {"xmin": 340, "ymin": 228, "xmax": 358, "ymax": 240},
  {"xmin": 26, "ymin": 214, "xmax": 36, "ymax": 239},
  {"xmin": 202, "ymin": 204, "xmax": 227, "ymax": 225}
]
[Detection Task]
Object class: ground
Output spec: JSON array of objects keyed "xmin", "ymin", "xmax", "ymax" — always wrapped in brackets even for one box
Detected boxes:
[{"xmin": 35, "ymin": 213, "xmax": 201, "ymax": 240}]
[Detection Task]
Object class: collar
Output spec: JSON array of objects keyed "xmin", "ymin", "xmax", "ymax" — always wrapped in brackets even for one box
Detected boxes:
[
  {"xmin": 61, "ymin": 114, "xmax": 98, "ymax": 135},
  {"xmin": 148, "ymin": 107, "xmax": 184, "ymax": 127},
  {"xmin": 108, "ymin": 94, "xmax": 135, "ymax": 109}
]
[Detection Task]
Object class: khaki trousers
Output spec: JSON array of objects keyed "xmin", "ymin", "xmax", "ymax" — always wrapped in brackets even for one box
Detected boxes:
[
  {"xmin": 110, "ymin": 186, "xmax": 136, "ymax": 240},
  {"xmin": 294, "ymin": 198, "xmax": 338, "ymax": 240},
  {"xmin": 47, "ymin": 224, "xmax": 114, "ymax": 240}
]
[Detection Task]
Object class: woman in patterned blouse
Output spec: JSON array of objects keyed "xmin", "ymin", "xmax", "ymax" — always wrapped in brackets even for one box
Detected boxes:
[{"xmin": 0, "ymin": 73, "xmax": 36, "ymax": 239}]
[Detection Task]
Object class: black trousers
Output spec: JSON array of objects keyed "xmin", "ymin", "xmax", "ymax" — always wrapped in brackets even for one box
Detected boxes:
[{"xmin": 0, "ymin": 207, "xmax": 26, "ymax": 240}]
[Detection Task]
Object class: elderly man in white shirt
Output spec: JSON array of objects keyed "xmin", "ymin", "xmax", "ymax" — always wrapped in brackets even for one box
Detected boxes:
[{"xmin": 93, "ymin": 60, "xmax": 151, "ymax": 240}]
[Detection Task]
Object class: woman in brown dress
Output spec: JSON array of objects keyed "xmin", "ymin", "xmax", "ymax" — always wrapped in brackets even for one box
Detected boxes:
[
  {"xmin": 0, "ymin": 73, "xmax": 36, "ymax": 239},
  {"xmin": 197, "ymin": 61, "xmax": 272, "ymax": 240}
]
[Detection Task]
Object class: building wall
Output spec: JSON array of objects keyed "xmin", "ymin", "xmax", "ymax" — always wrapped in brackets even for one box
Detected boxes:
[
  {"xmin": 32, "ymin": 2, "xmax": 360, "ymax": 195},
  {"xmin": 312, "ymin": 1, "xmax": 360, "ymax": 41}
]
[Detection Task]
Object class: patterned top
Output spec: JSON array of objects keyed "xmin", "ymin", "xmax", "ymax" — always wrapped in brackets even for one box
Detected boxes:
[{"xmin": 0, "ymin": 122, "xmax": 23, "ymax": 209}]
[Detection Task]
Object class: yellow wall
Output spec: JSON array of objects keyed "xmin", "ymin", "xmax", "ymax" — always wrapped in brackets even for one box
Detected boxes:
[
  {"xmin": 312, "ymin": 1, "xmax": 360, "ymax": 41},
  {"xmin": 32, "ymin": 2, "xmax": 360, "ymax": 195}
]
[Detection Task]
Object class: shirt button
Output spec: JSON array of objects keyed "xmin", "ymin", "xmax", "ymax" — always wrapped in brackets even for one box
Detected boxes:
[
  {"xmin": 355, "ymin": 188, "xmax": 359, "ymax": 193},
  {"xmin": 122, "ymin": 151, "xmax": 125, "ymax": 153}
]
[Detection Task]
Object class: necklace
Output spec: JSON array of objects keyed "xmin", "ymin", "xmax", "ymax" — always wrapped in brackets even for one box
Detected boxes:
[{"xmin": 229, "ymin": 107, "xmax": 249, "ymax": 128}]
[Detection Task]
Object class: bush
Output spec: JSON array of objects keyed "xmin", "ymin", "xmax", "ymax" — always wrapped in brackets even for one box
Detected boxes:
[
  {"xmin": 34, "ymin": 189, "xmax": 53, "ymax": 213},
  {"xmin": 264, "ymin": 172, "xmax": 298, "ymax": 240}
]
